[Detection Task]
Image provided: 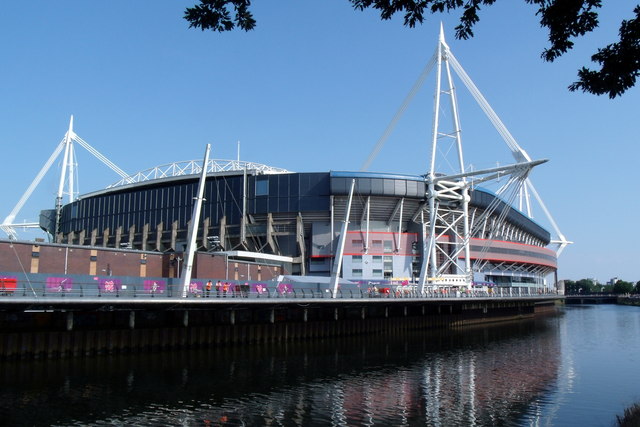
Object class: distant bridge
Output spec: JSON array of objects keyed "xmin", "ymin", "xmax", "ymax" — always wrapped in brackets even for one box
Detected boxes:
[{"xmin": 564, "ymin": 294, "xmax": 618, "ymax": 304}]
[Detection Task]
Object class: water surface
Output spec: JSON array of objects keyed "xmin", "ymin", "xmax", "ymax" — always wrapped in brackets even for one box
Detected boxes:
[{"xmin": 1, "ymin": 304, "xmax": 638, "ymax": 426}]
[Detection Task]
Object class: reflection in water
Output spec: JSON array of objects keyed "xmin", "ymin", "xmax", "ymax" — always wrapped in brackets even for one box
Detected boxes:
[{"xmin": 1, "ymin": 316, "xmax": 561, "ymax": 426}]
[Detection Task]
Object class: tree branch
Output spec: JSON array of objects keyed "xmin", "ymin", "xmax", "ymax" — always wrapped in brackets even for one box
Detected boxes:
[
  {"xmin": 184, "ymin": 0, "xmax": 256, "ymax": 32},
  {"xmin": 569, "ymin": 5, "xmax": 640, "ymax": 98}
]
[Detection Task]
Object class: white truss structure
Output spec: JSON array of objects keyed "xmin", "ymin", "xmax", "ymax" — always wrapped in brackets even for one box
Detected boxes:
[
  {"xmin": 107, "ymin": 159, "xmax": 290, "ymax": 189},
  {"xmin": 362, "ymin": 26, "xmax": 571, "ymax": 289},
  {"xmin": 1, "ymin": 116, "xmax": 131, "ymax": 240}
]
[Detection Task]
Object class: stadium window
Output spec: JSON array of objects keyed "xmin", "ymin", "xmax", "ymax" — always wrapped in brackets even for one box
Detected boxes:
[
  {"xmin": 352, "ymin": 239, "xmax": 363, "ymax": 247},
  {"xmin": 373, "ymin": 269, "xmax": 383, "ymax": 277},
  {"xmin": 256, "ymin": 177, "xmax": 269, "ymax": 196},
  {"xmin": 352, "ymin": 255, "xmax": 362, "ymax": 263},
  {"xmin": 372, "ymin": 255, "xmax": 382, "ymax": 263},
  {"xmin": 384, "ymin": 256, "xmax": 393, "ymax": 270},
  {"xmin": 372, "ymin": 239, "xmax": 382, "ymax": 247},
  {"xmin": 384, "ymin": 240, "xmax": 393, "ymax": 253},
  {"xmin": 352, "ymin": 268, "xmax": 363, "ymax": 277}
]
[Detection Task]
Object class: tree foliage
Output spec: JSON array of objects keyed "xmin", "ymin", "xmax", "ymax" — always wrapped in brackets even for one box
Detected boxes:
[
  {"xmin": 569, "ymin": 5, "xmax": 640, "ymax": 98},
  {"xmin": 184, "ymin": 0, "xmax": 255, "ymax": 33},
  {"xmin": 564, "ymin": 279, "xmax": 578, "ymax": 293},
  {"xmin": 564, "ymin": 278, "xmax": 599, "ymax": 294},
  {"xmin": 184, "ymin": 1, "xmax": 640, "ymax": 98},
  {"xmin": 613, "ymin": 280, "xmax": 634, "ymax": 294}
]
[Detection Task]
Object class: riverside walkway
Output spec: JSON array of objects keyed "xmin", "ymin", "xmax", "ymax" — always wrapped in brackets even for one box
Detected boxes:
[{"xmin": 0, "ymin": 279, "xmax": 561, "ymax": 309}]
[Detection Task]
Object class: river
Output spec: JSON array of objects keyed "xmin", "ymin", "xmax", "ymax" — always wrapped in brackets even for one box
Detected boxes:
[{"xmin": 1, "ymin": 304, "xmax": 638, "ymax": 426}]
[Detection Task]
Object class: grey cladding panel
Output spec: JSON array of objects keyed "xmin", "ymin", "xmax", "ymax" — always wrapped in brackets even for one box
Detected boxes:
[
  {"xmin": 330, "ymin": 176, "xmax": 425, "ymax": 197},
  {"xmin": 332, "ymin": 177, "xmax": 348, "ymax": 195},
  {"xmin": 383, "ymin": 179, "xmax": 395, "ymax": 194},
  {"xmin": 394, "ymin": 180, "xmax": 406, "ymax": 196},
  {"xmin": 358, "ymin": 179, "xmax": 372, "ymax": 194},
  {"xmin": 371, "ymin": 179, "xmax": 384, "ymax": 195},
  {"xmin": 407, "ymin": 180, "xmax": 424, "ymax": 197}
]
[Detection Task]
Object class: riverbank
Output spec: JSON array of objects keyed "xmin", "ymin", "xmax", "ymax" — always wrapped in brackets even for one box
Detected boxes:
[
  {"xmin": 617, "ymin": 296, "xmax": 640, "ymax": 307},
  {"xmin": 617, "ymin": 403, "xmax": 640, "ymax": 426}
]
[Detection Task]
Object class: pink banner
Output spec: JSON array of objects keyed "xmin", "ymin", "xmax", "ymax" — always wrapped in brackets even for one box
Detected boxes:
[
  {"xmin": 189, "ymin": 281, "xmax": 203, "ymax": 295},
  {"xmin": 46, "ymin": 277, "xmax": 73, "ymax": 292},
  {"xmin": 143, "ymin": 279, "xmax": 165, "ymax": 294},
  {"xmin": 277, "ymin": 283, "xmax": 293, "ymax": 294},
  {"xmin": 99, "ymin": 278, "xmax": 122, "ymax": 293},
  {"xmin": 252, "ymin": 283, "xmax": 269, "ymax": 294}
]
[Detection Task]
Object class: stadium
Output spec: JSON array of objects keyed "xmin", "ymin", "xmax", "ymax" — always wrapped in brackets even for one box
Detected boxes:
[
  {"xmin": 2, "ymin": 31, "xmax": 565, "ymax": 293},
  {"xmin": 37, "ymin": 161, "xmax": 556, "ymax": 290}
]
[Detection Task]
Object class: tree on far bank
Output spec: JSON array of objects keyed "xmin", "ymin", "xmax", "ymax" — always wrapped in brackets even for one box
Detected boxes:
[
  {"xmin": 565, "ymin": 278, "xmax": 599, "ymax": 294},
  {"xmin": 564, "ymin": 280, "xmax": 577, "ymax": 293},
  {"xmin": 613, "ymin": 280, "xmax": 634, "ymax": 294},
  {"xmin": 184, "ymin": 1, "xmax": 640, "ymax": 98},
  {"xmin": 578, "ymin": 278, "xmax": 598, "ymax": 293}
]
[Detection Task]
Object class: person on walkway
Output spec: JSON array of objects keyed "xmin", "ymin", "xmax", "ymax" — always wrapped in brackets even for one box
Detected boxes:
[{"xmin": 205, "ymin": 280, "xmax": 213, "ymax": 297}]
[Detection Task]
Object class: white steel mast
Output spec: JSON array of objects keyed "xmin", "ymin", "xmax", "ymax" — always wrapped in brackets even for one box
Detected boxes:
[
  {"xmin": 180, "ymin": 144, "xmax": 211, "ymax": 297},
  {"xmin": 421, "ymin": 25, "xmax": 473, "ymax": 288},
  {"xmin": 359, "ymin": 27, "xmax": 569, "ymax": 291},
  {"xmin": 55, "ymin": 116, "xmax": 76, "ymax": 237},
  {"xmin": 417, "ymin": 26, "xmax": 555, "ymax": 291}
]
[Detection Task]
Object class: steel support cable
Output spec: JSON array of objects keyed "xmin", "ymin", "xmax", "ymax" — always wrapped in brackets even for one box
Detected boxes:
[
  {"xmin": 73, "ymin": 135, "xmax": 131, "ymax": 180},
  {"xmin": 479, "ymin": 175, "xmax": 523, "ymax": 239},
  {"xmin": 448, "ymin": 53, "xmax": 523, "ymax": 157},
  {"xmin": 473, "ymin": 173, "xmax": 528, "ymax": 272},
  {"xmin": 464, "ymin": 176, "xmax": 520, "ymax": 271},
  {"xmin": 475, "ymin": 187, "xmax": 521, "ymax": 272},
  {"xmin": 469, "ymin": 164, "xmax": 531, "ymax": 270},
  {"xmin": 360, "ymin": 52, "xmax": 438, "ymax": 171},
  {"xmin": 3, "ymin": 137, "xmax": 66, "ymax": 226},
  {"xmin": 73, "ymin": 135, "xmax": 122, "ymax": 174},
  {"xmin": 10, "ymin": 243, "xmax": 37, "ymax": 297},
  {"xmin": 447, "ymin": 53, "xmax": 531, "ymax": 162},
  {"xmin": 525, "ymin": 178, "xmax": 570, "ymax": 254}
]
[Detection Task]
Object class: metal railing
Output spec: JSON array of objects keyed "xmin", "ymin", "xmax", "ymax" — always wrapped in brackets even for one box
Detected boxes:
[{"xmin": 0, "ymin": 280, "xmax": 560, "ymax": 302}]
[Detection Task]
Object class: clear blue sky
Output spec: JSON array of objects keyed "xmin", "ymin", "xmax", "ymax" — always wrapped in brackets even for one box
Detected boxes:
[{"xmin": 1, "ymin": 1, "xmax": 638, "ymax": 283}]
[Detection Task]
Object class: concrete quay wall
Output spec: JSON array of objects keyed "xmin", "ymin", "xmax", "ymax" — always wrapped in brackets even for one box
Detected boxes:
[{"xmin": 0, "ymin": 298, "xmax": 559, "ymax": 359}]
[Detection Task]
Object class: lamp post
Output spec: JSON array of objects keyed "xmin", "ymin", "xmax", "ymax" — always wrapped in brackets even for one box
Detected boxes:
[{"xmin": 175, "ymin": 257, "xmax": 182, "ymax": 278}]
